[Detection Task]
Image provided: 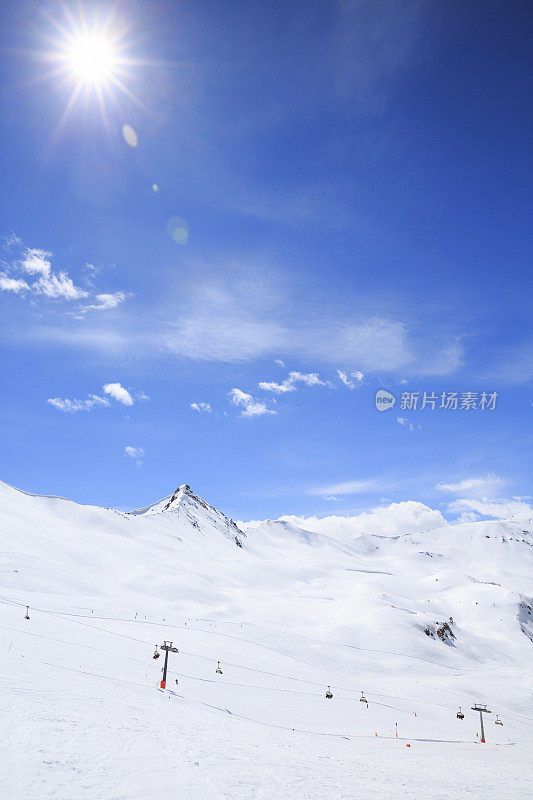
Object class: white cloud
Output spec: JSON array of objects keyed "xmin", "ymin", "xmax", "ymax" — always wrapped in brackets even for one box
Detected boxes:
[
  {"xmin": 447, "ymin": 497, "xmax": 533, "ymax": 520},
  {"xmin": 47, "ymin": 394, "xmax": 109, "ymax": 413},
  {"xmin": 124, "ymin": 445, "xmax": 144, "ymax": 467},
  {"xmin": 136, "ymin": 390, "xmax": 150, "ymax": 402},
  {"xmin": 21, "ymin": 248, "xmax": 52, "ymax": 276},
  {"xmin": 0, "ymin": 274, "xmax": 29, "ymax": 293},
  {"xmin": 0, "ymin": 238, "xmax": 126, "ymax": 311},
  {"xmin": 275, "ymin": 501, "xmax": 448, "ymax": 539},
  {"xmin": 337, "ymin": 369, "xmax": 364, "ymax": 389},
  {"xmin": 259, "ymin": 370, "xmax": 332, "ymax": 394},
  {"xmin": 229, "ymin": 388, "xmax": 276, "ymax": 418},
  {"xmin": 33, "ymin": 272, "xmax": 88, "ymax": 300},
  {"xmin": 275, "ymin": 359, "xmax": 285, "ymax": 367},
  {"xmin": 397, "ymin": 416, "xmax": 421, "ymax": 432},
  {"xmin": 79, "ymin": 292, "xmax": 128, "ymax": 313},
  {"xmin": 82, "ymin": 262, "xmax": 99, "ymax": 280},
  {"xmin": 5, "ymin": 245, "xmax": 88, "ymax": 301},
  {"xmin": 103, "ymin": 383, "xmax": 134, "ymax": 406},
  {"xmin": 436, "ymin": 473, "xmax": 503, "ymax": 496},
  {"xmin": 308, "ymin": 479, "xmax": 384, "ymax": 496},
  {"xmin": 190, "ymin": 401, "xmax": 212, "ymax": 413},
  {"xmin": 290, "ymin": 371, "xmax": 332, "ymax": 387},
  {"xmin": 48, "ymin": 382, "xmax": 147, "ymax": 413},
  {"xmin": 258, "ymin": 379, "xmax": 296, "ymax": 394}
]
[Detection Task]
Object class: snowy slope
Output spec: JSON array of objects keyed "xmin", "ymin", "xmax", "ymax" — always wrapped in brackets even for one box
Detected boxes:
[{"xmin": 0, "ymin": 479, "xmax": 532, "ymax": 799}]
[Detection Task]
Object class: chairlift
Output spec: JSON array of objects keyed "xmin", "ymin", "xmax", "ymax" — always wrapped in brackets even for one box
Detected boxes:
[
  {"xmin": 360, "ymin": 691, "xmax": 368, "ymax": 704},
  {"xmin": 216, "ymin": 661, "xmax": 223, "ymax": 675},
  {"xmin": 153, "ymin": 646, "xmax": 160, "ymax": 660},
  {"xmin": 24, "ymin": 606, "xmax": 30, "ymax": 620},
  {"xmin": 457, "ymin": 707, "xmax": 464, "ymax": 720},
  {"xmin": 495, "ymin": 715, "xmax": 503, "ymax": 726},
  {"xmin": 325, "ymin": 686, "xmax": 333, "ymax": 699}
]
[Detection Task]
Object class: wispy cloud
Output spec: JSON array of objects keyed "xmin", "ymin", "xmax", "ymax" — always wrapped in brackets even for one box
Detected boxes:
[
  {"xmin": 79, "ymin": 292, "xmax": 128, "ymax": 313},
  {"xmin": 337, "ymin": 369, "xmax": 364, "ymax": 389},
  {"xmin": 258, "ymin": 379, "xmax": 296, "ymax": 394},
  {"xmin": 6, "ymin": 256, "xmax": 465, "ymax": 380},
  {"xmin": 229, "ymin": 388, "xmax": 276, "ymax": 418},
  {"xmin": 190, "ymin": 401, "xmax": 212, "ymax": 413},
  {"xmin": 157, "ymin": 268, "xmax": 417, "ymax": 370},
  {"xmin": 483, "ymin": 338, "xmax": 533, "ymax": 385},
  {"xmin": 103, "ymin": 382, "xmax": 134, "ymax": 406},
  {"xmin": 0, "ymin": 275, "xmax": 29, "ymax": 293},
  {"xmin": 34, "ymin": 272, "xmax": 88, "ymax": 300},
  {"xmin": 397, "ymin": 416, "xmax": 421, "ymax": 432},
  {"xmin": 308, "ymin": 478, "xmax": 385, "ymax": 497},
  {"xmin": 448, "ymin": 496, "xmax": 533, "ymax": 520},
  {"xmin": 3, "ymin": 232, "xmax": 22, "ymax": 249},
  {"xmin": 47, "ymin": 395, "xmax": 109, "ymax": 413},
  {"xmin": 48, "ymin": 382, "xmax": 147, "ymax": 413},
  {"xmin": 436, "ymin": 473, "xmax": 503, "ymax": 496},
  {"xmin": 124, "ymin": 445, "xmax": 144, "ymax": 467},
  {"xmin": 259, "ymin": 370, "xmax": 333, "ymax": 394}
]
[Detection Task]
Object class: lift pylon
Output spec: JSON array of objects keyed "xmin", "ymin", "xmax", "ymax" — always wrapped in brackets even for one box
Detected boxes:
[{"xmin": 471, "ymin": 703, "xmax": 491, "ymax": 743}]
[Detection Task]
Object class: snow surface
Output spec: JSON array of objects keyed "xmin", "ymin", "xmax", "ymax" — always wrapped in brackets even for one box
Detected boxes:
[{"xmin": 0, "ymin": 479, "xmax": 532, "ymax": 799}]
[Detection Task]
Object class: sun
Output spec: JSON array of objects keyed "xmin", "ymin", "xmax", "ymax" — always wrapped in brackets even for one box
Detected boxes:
[
  {"xmin": 34, "ymin": 5, "xmax": 147, "ymax": 135},
  {"xmin": 65, "ymin": 34, "xmax": 117, "ymax": 86}
]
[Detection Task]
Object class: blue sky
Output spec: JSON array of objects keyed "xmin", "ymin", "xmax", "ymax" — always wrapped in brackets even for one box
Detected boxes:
[{"xmin": 1, "ymin": 0, "xmax": 532, "ymax": 523}]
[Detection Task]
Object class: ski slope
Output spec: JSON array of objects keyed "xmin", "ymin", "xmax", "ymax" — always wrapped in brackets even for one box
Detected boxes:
[{"xmin": 0, "ymin": 480, "xmax": 532, "ymax": 799}]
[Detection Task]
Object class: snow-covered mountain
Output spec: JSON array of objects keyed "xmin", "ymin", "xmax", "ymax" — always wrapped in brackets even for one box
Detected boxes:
[
  {"xmin": 128, "ymin": 483, "xmax": 245, "ymax": 547},
  {"xmin": 0, "ymin": 479, "xmax": 531, "ymax": 799}
]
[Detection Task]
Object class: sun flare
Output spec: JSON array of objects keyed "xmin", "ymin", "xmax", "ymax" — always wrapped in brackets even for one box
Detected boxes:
[
  {"xmin": 36, "ymin": 6, "xmax": 146, "ymax": 135},
  {"xmin": 66, "ymin": 34, "xmax": 117, "ymax": 85}
]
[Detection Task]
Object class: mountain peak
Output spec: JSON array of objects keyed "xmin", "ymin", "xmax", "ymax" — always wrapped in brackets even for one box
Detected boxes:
[
  {"xmin": 127, "ymin": 484, "xmax": 245, "ymax": 546},
  {"xmin": 161, "ymin": 484, "xmax": 193, "ymax": 511}
]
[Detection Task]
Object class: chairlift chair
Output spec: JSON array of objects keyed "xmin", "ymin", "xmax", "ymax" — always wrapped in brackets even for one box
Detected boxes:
[
  {"xmin": 325, "ymin": 686, "xmax": 333, "ymax": 699},
  {"xmin": 153, "ymin": 646, "xmax": 160, "ymax": 659},
  {"xmin": 457, "ymin": 707, "xmax": 464, "ymax": 720},
  {"xmin": 360, "ymin": 691, "xmax": 368, "ymax": 704},
  {"xmin": 495, "ymin": 715, "xmax": 503, "ymax": 726},
  {"xmin": 24, "ymin": 606, "xmax": 30, "ymax": 620},
  {"xmin": 216, "ymin": 661, "xmax": 223, "ymax": 675}
]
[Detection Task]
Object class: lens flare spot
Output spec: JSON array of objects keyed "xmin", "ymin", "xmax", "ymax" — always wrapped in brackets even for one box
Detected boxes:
[
  {"xmin": 152, "ymin": 183, "xmax": 160, "ymax": 192},
  {"xmin": 166, "ymin": 216, "xmax": 189, "ymax": 245},
  {"xmin": 122, "ymin": 124, "xmax": 138, "ymax": 148}
]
